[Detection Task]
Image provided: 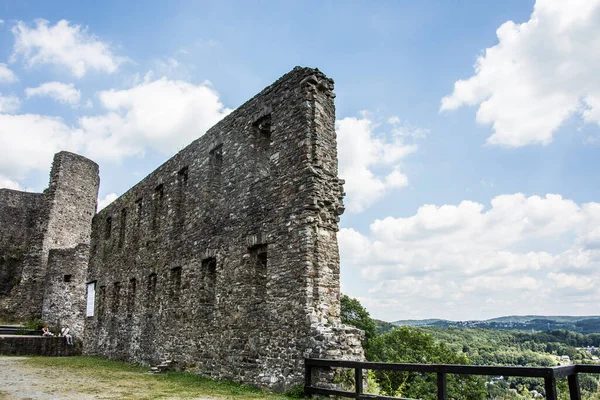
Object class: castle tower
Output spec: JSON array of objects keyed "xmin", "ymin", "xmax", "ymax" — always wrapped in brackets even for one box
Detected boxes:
[
  {"xmin": 0, "ymin": 152, "xmax": 99, "ymax": 324},
  {"xmin": 41, "ymin": 152, "xmax": 99, "ymax": 337}
]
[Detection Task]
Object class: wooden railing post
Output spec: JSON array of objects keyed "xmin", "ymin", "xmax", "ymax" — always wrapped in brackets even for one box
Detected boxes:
[
  {"xmin": 304, "ymin": 363, "xmax": 312, "ymax": 397},
  {"xmin": 355, "ymin": 367, "xmax": 363, "ymax": 396},
  {"xmin": 568, "ymin": 373, "xmax": 581, "ymax": 400},
  {"xmin": 545, "ymin": 376, "xmax": 558, "ymax": 400},
  {"xmin": 437, "ymin": 372, "xmax": 447, "ymax": 400}
]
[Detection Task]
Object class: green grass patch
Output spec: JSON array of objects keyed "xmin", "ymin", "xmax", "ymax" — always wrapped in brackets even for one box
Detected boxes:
[{"xmin": 20, "ymin": 356, "xmax": 300, "ymax": 400}]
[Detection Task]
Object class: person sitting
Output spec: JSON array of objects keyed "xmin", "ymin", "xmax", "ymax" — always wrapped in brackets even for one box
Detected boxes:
[
  {"xmin": 60, "ymin": 325, "xmax": 73, "ymax": 345},
  {"xmin": 41, "ymin": 325, "xmax": 54, "ymax": 337}
]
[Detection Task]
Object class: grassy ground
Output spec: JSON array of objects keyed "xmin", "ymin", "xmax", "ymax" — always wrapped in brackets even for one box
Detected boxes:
[{"xmin": 0, "ymin": 356, "xmax": 301, "ymax": 400}]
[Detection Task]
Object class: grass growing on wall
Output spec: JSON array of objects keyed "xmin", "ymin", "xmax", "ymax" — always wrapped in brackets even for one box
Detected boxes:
[{"xmin": 15, "ymin": 356, "xmax": 299, "ymax": 400}]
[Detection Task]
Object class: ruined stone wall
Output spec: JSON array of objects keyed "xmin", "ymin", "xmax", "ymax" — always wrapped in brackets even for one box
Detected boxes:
[
  {"xmin": 40, "ymin": 152, "xmax": 99, "ymax": 330},
  {"xmin": 0, "ymin": 152, "xmax": 99, "ymax": 322},
  {"xmin": 42, "ymin": 244, "xmax": 90, "ymax": 338},
  {"xmin": 83, "ymin": 67, "xmax": 363, "ymax": 389},
  {"xmin": 0, "ymin": 189, "xmax": 44, "ymax": 315}
]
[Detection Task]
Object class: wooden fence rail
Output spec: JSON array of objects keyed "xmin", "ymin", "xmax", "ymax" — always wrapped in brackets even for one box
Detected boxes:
[{"xmin": 304, "ymin": 358, "xmax": 600, "ymax": 400}]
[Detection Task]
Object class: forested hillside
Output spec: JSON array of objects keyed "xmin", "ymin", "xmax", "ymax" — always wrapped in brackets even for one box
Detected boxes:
[
  {"xmin": 393, "ymin": 316, "xmax": 600, "ymax": 334},
  {"xmin": 341, "ymin": 295, "xmax": 600, "ymax": 400}
]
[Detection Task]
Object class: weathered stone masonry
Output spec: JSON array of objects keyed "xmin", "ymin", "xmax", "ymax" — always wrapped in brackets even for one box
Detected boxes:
[
  {"xmin": 0, "ymin": 152, "xmax": 99, "ymax": 335},
  {"xmin": 0, "ymin": 67, "xmax": 364, "ymax": 388}
]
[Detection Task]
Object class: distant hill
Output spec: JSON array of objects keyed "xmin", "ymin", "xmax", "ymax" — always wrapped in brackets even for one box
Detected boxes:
[
  {"xmin": 393, "ymin": 318, "xmax": 453, "ymax": 327},
  {"xmin": 486, "ymin": 315, "xmax": 595, "ymax": 323},
  {"xmin": 392, "ymin": 315, "xmax": 600, "ymax": 333}
]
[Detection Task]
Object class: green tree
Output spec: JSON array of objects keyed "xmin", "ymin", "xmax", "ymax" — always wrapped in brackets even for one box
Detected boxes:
[
  {"xmin": 340, "ymin": 294, "xmax": 377, "ymax": 354},
  {"xmin": 368, "ymin": 327, "xmax": 487, "ymax": 400}
]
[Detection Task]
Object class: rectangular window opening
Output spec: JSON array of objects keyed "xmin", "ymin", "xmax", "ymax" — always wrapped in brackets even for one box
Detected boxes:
[
  {"xmin": 128, "ymin": 278, "xmax": 136, "ymax": 314},
  {"xmin": 105, "ymin": 216, "xmax": 112, "ymax": 239},
  {"xmin": 147, "ymin": 273, "xmax": 157, "ymax": 306},
  {"xmin": 170, "ymin": 267, "xmax": 182, "ymax": 301},
  {"xmin": 86, "ymin": 282, "xmax": 96, "ymax": 317},
  {"xmin": 209, "ymin": 145, "xmax": 223, "ymax": 171},
  {"xmin": 152, "ymin": 184, "xmax": 164, "ymax": 232},
  {"xmin": 98, "ymin": 285, "xmax": 106, "ymax": 316},
  {"xmin": 176, "ymin": 166, "xmax": 189, "ymax": 225},
  {"xmin": 63, "ymin": 274, "xmax": 72, "ymax": 283},
  {"xmin": 135, "ymin": 198, "xmax": 143, "ymax": 228},
  {"xmin": 178, "ymin": 166, "xmax": 189, "ymax": 184},
  {"xmin": 111, "ymin": 282, "xmax": 121, "ymax": 313},
  {"xmin": 249, "ymin": 244, "xmax": 268, "ymax": 292},
  {"xmin": 249, "ymin": 244, "xmax": 268, "ymax": 270},
  {"xmin": 253, "ymin": 114, "xmax": 272, "ymax": 149},
  {"xmin": 202, "ymin": 257, "xmax": 217, "ymax": 302},
  {"xmin": 119, "ymin": 208, "xmax": 127, "ymax": 248},
  {"xmin": 253, "ymin": 114, "xmax": 272, "ymax": 177}
]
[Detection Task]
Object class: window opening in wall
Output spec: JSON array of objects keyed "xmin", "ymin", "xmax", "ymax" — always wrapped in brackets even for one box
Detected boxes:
[
  {"xmin": 105, "ymin": 216, "xmax": 112, "ymax": 239},
  {"xmin": 249, "ymin": 244, "xmax": 268, "ymax": 296},
  {"xmin": 178, "ymin": 166, "xmax": 189, "ymax": 184},
  {"xmin": 152, "ymin": 184, "xmax": 164, "ymax": 232},
  {"xmin": 202, "ymin": 257, "xmax": 217, "ymax": 303},
  {"xmin": 63, "ymin": 274, "xmax": 72, "ymax": 283},
  {"xmin": 135, "ymin": 198, "xmax": 143, "ymax": 228},
  {"xmin": 209, "ymin": 145, "xmax": 223, "ymax": 172},
  {"xmin": 147, "ymin": 273, "xmax": 157, "ymax": 306},
  {"xmin": 170, "ymin": 267, "xmax": 182, "ymax": 301},
  {"xmin": 127, "ymin": 278, "xmax": 136, "ymax": 314},
  {"xmin": 176, "ymin": 166, "xmax": 189, "ymax": 226},
  {"xmin": 249, "ymin": 244, "xmax": 268, "ymax": 270},
  {"xmin": 111, "ymin": 282, "xmax": 121, "ymax": 313},
  {"xmin": 119, "ymin": 208, "xmax": 127, "ymax": 248},
  {"xmin": 98, "ymin": 285, "xmax": 106, "ymax": 316},
  {"xmin": 253, "ymin": 114, "xmax": 272, "ymax": 178},
  {"xmin": 86, "ymin": 282, "xmax": 96, "ymax": 317}
]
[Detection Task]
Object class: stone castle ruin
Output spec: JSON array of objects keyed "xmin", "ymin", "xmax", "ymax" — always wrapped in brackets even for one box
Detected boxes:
[{"xmin": 0, "ymin": 67, "xmax": 364, "ymax": 388}]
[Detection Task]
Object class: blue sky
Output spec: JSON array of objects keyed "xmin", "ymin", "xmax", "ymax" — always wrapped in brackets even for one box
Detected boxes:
[{"xmin": 1, "ymin": 0, "xmax": 599, "ymax": 321}]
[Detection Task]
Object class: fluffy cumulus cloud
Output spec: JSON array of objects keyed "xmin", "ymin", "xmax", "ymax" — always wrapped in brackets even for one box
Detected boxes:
[
  {"xmin": 0, "ymin": 175, "xmax": 22, "ymax": 190},
  {"xmin": 339, "ymin": 193, "xmax": 600, "ymax": 320},
  {"xmin": 11, "ymin": 19, "xmax": 126, "ymax": 78},
  {"xmin": 80, "ymin": 77, "xmax": 231, "ymax": 161},
  {"xmin": 0, "ymin": 114, "xmax": 83, "ymax": 179},
  {"xmin": 0, "ymin": 63, "xmax": 18, "ymax": 84},
  {"xmin": 441, "ymin": 0, "xmax": 600, "ymax": 146},
  {"xmin": 25, "ymin": 82, "xmax": 81, "ymax": 106},
  {"xmin": 97, "ymin": 193, "xmax": 118, "ymax": 211},
  {"xmin": 336, "ymin": 114, "xmax": 423, "ymax": 213},
  {"xmin": 0, "ymin": 94, "xmax": 21, "ymax": 114},
  {"xmin": 0, "ymin": 76, "xmax": 230, "ymax": 182}
]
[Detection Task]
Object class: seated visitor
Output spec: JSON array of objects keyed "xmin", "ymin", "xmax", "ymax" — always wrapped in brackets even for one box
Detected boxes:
[
  {"xmin": 41, "ymin": 325, "xmax": 54, "ymax": 337},
  {"xmin": 60, "ymin": 325, "xmax": 73, "ymax": 345}
]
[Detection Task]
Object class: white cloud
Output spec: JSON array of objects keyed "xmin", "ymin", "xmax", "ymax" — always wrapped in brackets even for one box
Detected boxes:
[
  {"xmin": 97, "ymin": 193, "xmax": 118, "ymax": 211},
  {"xmin": 153, "ymin": 57, "xmax": 191, "ymax": 80},
  {"xmin": 11, "ymin": 19, "xmax": 126, "ymax": 78},
  {"xmin": 0, "ymin": 175, "xmax": 22, "ymax": 190},
  {"xmin": 340, "ymin": 193, "xmax": 600, "ymax": 320},
  {"xmin": 25, "ymin": 82, "xmax": 81, "ymax": 106},
  {"xmin": 0, "ymin": 63, "xmax": 18, "ymax": 84},
  {"xmin": 0, "ymin": 76, "xmax": 230, "ymax": 180},
  {"xmin": 336, "ymin": 114, "xmax": 421, "ymax": 213},
  {"xmin": 0, "ymin": 94, "xmax": 21, "ymax": 113},
  {"xmin": 548, "ymin": 272, "xmax": 594, "ymax": 291},
  {"xmin": 80, "ymin": 77, "xmax": 231, "ymax": 161},
  {"xmin": 441, "ymin": 0, "xmax": 600, "ymax": 147},
  {"xmin": 0, "ymin": 114, "xmax": 83, "ymax": 179}
]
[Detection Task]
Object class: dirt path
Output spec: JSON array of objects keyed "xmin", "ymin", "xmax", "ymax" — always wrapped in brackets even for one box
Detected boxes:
[
  {"xmin": 0, "ymin": 357, "xmax": 214, "ymax": 400},
  {"xmin": 0, "ymin": 357, "xmax": 104, "ymax": 399}
]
